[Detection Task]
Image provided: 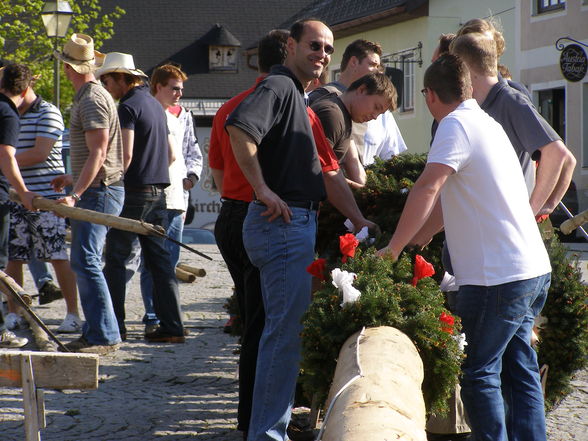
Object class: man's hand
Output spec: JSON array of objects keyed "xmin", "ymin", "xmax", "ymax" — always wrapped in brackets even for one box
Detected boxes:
[
  {"xmin": 51, "ymin": 174, "xmax": 73, "ymax": 193},
  {"xmin": 352, "ymin": 218, "xmax": 380, "ymax": 235},
  {"xmin": 256, "ymin": 185, "xmax": 292, "ymax": 223},
  {"xmin": 56, "ymin": 195, "xmax": 77, "ymax": 208},
  {"xmin": 19, "ymin": 191, "xmax": 38, "ymax": 211},
  {"xmin": 182, "ymin": 178, "xmax": 194, "ymax": 191},
  {"xmin": 376, "ymin": 245, "xmax": 398, "ymax": 261}
]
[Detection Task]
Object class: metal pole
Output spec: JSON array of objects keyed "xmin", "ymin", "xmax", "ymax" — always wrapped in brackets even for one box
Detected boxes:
[{"xmin": 53, "ymin": 36, "xmax": 59, "ymax": 109}]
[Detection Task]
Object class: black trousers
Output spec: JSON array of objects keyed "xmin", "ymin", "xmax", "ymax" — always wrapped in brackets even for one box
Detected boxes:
[{"xmin": 214, "ymin": 199, "xmax": 264, "ymax": 433}]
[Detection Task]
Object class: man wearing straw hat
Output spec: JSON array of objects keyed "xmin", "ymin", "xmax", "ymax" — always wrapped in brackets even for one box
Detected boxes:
[
  {"xmin": 52, "ymin": 33, "xmax": 125, "ymax": 354},
  {"xmin": 97, "ymin": 52, "xmax": 185, "ymax": 343}
]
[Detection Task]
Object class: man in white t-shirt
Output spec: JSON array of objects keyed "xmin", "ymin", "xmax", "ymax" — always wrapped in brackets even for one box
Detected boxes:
[{"xmin": 378, "ymin": 54, "xmax": 551, "ymax": 441}]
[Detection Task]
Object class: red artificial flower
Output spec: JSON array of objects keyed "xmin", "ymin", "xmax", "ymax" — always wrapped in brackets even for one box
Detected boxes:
[
  {"xmin": 306, "ymin": 258, "xmax": 327, "ymax": 281},
  {"xmin": 439, "ymin": 311, "xmax": 455, "ymax": 334},
  {"xmin": 339, "ymin": 233, "xmax": 359, "ymax": 263},
  {"xmin": 411, "ymin": 254, "xmax": 435, "ymax": 286}
]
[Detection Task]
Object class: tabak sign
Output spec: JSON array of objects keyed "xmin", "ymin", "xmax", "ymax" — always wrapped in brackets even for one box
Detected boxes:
[{"xmin": 560, "ymin": 44, "xmax": 587, "ymax": 82}]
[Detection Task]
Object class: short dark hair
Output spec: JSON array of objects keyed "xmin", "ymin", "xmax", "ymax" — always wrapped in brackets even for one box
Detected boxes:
[
  {"xmin": 258, "ymin": 29, "xmax": 289, "ymax": 73},
  {"xmin": 347, "ymin": 72, "xmax": 398, "ymax": 111},
  {"xmin": 150, "ymin": 64, "xmax": 188, "ymax": 95},
  {"xmin": 102, "ymin": 71, "xmax": 144, "ymax": 88},
  {"xmin": 289, "ymin": 18, "xmax": 328, "ymax": 42},
  {"xmin": 341, "ymin": 39, "xmax": 382, "ymax": 72},
  {"xmin": 438, "ymin": 33, "xmax": 456, "ymax": 56},
  {"xmin": 0, "ymin": 63, "xmax": 32, "ymax": 96},
  {"xmin": 424, "ymin": 54, "xmax": 472, "ymax": 104}
]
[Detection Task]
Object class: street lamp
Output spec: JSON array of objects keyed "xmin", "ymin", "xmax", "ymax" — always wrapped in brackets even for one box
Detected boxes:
[{"xmin": 41, "ymin": 0, "xmax": 73, "ymax": 109}]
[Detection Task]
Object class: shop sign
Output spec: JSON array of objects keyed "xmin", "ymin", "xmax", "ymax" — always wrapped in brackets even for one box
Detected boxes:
[{"xmin": 560, "ymin": 44, "xmax": 587, "ymax": 82}]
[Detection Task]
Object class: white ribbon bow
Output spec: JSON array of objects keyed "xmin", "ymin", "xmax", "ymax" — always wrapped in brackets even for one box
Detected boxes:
[{"xmin": 331, "ymin": 268, "xmax": 361, "ymax": 306}]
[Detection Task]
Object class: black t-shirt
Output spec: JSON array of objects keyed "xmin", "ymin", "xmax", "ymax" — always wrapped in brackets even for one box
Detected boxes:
[
  {"xmin": 0, "ymin": 93, "xmax": 21, "ymax": 201},
  {"xmin": 310, "ymin": 95, "xmax": 352, "ymax": 162},
  {"xmin": 119, "ymin": 84, "xmax": 170, "ymax": 187},
  {"xmin": 226, "ymin": 65, "xmax": 326, "ymax": 202}
]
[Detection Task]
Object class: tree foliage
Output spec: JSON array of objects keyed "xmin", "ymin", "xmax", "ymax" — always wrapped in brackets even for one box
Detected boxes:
[{"xmin": 0, "ymin": 0, "xmax": 124, "ymax": 114}]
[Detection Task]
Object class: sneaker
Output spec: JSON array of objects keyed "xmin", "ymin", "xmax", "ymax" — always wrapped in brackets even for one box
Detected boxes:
[
  {"xmin": 57, "ymin": 313, "xmax": 82, "ymax": 333},
  {"xmin": 5, "ymin": 312, "xmax": 28, "ymax": 330},
  {"xmin": 62, "ymin": 336, "xmax": 120, "ymax": 355},
  {"xmin": 38, "ymin": 281, "xmax": 63, "ymax": 305},
  {"xmin": 145, "ymin": 327, "xmax": 185, "ymax": 343},
  {"xmin": 0, "ymin": 329, "xmax": 28, "ymax": 348}
]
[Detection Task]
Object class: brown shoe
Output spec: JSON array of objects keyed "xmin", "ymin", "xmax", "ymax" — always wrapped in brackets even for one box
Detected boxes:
[
  {"xmin": 62, "ymin": 337, "xmax": 120, "ymax": 355},
  {"xmin": 144, "ymin": 328, "xmax": 185, "ymax": 343}
]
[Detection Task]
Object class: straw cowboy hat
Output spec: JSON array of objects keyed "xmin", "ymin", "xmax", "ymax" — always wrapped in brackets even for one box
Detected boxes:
[
  {"xmin": 53, "ymin": 33, "xmax": 98, "ymax": 74},
  {"xmin": 95, "ymin": 52, "xmax": 148, "ymax": 79}
]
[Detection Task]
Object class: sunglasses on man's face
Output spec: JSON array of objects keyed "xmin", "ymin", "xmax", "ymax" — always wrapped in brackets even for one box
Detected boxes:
[{"xmin": 308, "ymin": 41, "xmax": 334, "ymax": 55}]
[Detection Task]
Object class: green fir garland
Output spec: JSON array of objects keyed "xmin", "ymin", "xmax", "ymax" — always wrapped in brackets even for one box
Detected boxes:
[{"xmin": 304, "ymin": 153, "xmax": 588, "ymax": 413}]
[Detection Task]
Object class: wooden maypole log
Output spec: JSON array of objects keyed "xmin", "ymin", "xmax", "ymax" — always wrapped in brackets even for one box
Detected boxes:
[{"xmin": 319, "ymin": 326, "xmax": 427, "ymax": 441}]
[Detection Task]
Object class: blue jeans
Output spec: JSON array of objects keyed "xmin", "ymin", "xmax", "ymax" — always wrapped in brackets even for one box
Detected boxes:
[
  {"xmin": 455, "ymin": 273, "xmax": 551, "ymax": 441},
  {"xmin": 103, "ymin": 188, "xmax": 183, "ymax": 336},
  {"xmin": 140, "ymin": 209, "xmax": 184, "ymax": 325},
  {"xmin": 243, "ymin": 202, "xmax": 317, "ymax": 441},
  {"xmin": 28, "ymin": 257, "xmax": 53, "ymax": 290},
  {"xmin": 70, "ymin": 185, "xmax": 124, "ymax": 345}
]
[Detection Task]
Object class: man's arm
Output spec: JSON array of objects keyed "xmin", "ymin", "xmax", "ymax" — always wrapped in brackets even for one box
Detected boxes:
[
  {"xmin": 530, "ymin": 140, "xmax": 576, "ymax": 215},
  {"xmin": 226, "ymin": 124, "xmax": 291, "ymax": 222},
  {"xmin": 58, "ymin": 128, "xmax": 109, "ymax": 207},
  {"xmin": 323, "ymin": 168, "xmax": 375, "ymax": 232},
  {"xmin": 210, "ymin": 168, "xmax": 224, "ymax": 195},
  {"xmin": 408, "ymin": 198, "xmax": 444, "ymax": 248},
  {"xmin": 15, "ymin": 136, "xmax": 57, "ymax": 167},
  {"xmin": 0, "ymin": 144, "xmax": 36, "ymax": 210},
  {"xmin": 121, "ymin": 128, "xmax": 134, "ymax": 171},
  {"xmin": 343, "ymin": 140, "xmax": 366, "ymax": 188},
  {"xmin": 377, "ymin": 163, "xmax": 453, "ymax": 260}
]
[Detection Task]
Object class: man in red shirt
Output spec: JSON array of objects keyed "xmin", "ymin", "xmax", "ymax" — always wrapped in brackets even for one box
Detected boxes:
[{"xmin": 209, "ymin": 29, "xmax": 373, "ymax": 440}]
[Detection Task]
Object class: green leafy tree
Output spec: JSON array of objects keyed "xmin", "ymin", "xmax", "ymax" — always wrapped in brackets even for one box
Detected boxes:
[{"xmin": 0, "ymin": 0, "xmax": 124, "ymax": 116}]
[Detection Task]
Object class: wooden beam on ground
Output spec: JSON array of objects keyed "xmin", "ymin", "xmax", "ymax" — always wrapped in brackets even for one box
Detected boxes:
[
  {"xmin": 0, "ymin": 351, "xmax": 99, "ymax": 390},
  {"xmin": 177, "ymin": 263, "xmax": 206, "ymax": 277},
  {"xmin": 176, "ymin": 267, "xmax": 196, "ymax": 283}
]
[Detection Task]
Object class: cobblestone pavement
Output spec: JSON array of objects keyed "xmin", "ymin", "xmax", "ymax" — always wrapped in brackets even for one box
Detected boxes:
[{"xmin": 1, "ymin": 243, "xmax": 587, "ymax": 440}]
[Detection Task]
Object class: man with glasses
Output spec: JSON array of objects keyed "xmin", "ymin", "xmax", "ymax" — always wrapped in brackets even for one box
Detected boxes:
[
  {"xmin": 226, "ymin": 18, "xmax": 334, "ymax": 441},
  {"xmin": 97, "ymin": 52, "xmax": 185, "ymax": 344},
  {"xmin": 379, "ymin": 54, "xmax": 552, "ymax": 441}
]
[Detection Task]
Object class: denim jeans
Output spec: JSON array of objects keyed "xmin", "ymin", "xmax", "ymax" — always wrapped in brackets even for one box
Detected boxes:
[
  {"xmin": 103, "ymin": 188, "xmax": 183, "ymax": 336},
  {"xmin": 140, "ymin": 209, "xmax": 184, "ymax": 326},
  {"xmin": 70, "ymin": 185, "xmax": 124, "ymax": 345},
  {"xmin": 215, "ymin": 199, "xmax": 264, "ymax": 434},
  {"xmin": 455, "ymin": 273, "xmax": 551, "ymax": 441},
  {"xmin": 243, "ymin": 202, "xmax": 317, "ymax": 441},
  {"xmin": 28, "ymin": 257, "xmax": 54, "ymax": 290}
]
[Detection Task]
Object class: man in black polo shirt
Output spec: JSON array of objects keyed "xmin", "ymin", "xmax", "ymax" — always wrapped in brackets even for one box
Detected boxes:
[
  {"xmin": 226, "ymin": 18, "xmax": 333, "ymax": 441},
  {"xmin": 97, "ymin": 52, "xmax": 184, "ymax": 343},
  {"xmin": 0, "ymin": 63, "xmax": 36, "ymax": 348}
]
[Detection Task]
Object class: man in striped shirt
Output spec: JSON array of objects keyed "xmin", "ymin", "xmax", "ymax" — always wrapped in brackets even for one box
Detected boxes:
[{"xmin": 3, "ymin": 84, "xmax": 82, "ymax": 334}]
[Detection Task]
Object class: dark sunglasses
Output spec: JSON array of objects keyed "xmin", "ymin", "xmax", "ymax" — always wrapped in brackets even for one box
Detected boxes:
[{"xmin": 309, "ymin": 41, "xmax": 334, "ymax": 55}]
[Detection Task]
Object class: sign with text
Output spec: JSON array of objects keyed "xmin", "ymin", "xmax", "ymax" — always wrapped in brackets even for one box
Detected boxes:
[{"xmin": 560, "ymin": 44, "xmax": 587, "ymax": 82}]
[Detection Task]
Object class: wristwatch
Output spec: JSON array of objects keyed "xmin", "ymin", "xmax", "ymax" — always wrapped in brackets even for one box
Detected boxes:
[{"xmin": 69, "ymin": 191, "xmax": 81, "ymax": 202}]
